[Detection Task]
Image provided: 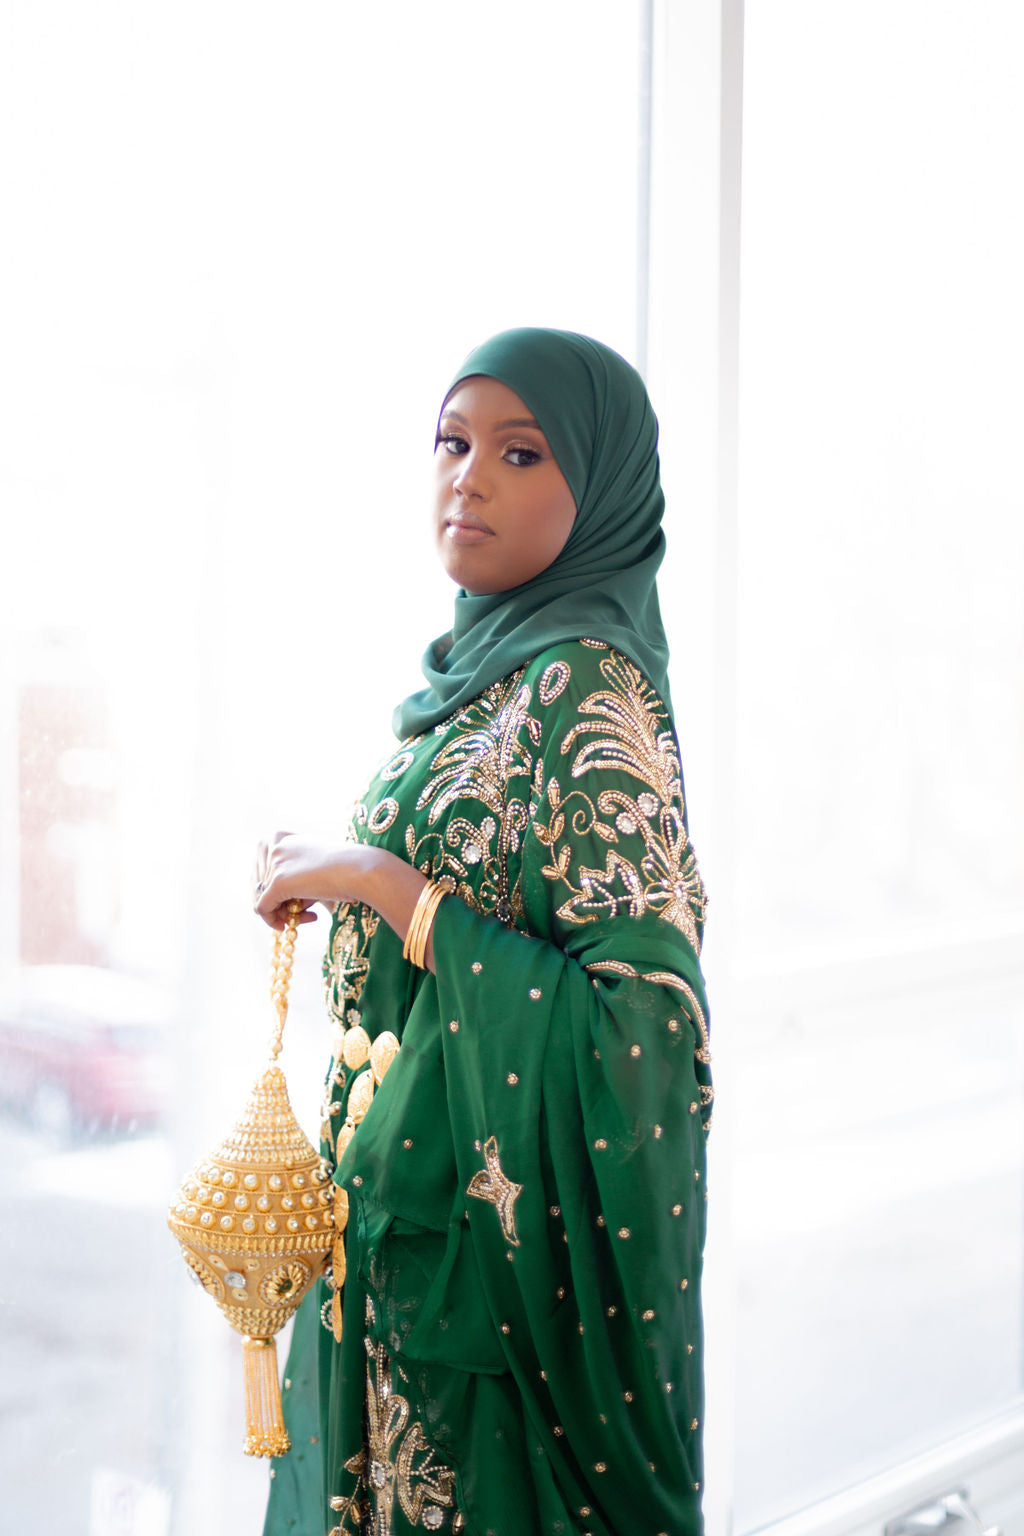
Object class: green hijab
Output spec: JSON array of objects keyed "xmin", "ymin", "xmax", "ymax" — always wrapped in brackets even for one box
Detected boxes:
[{"xmin": 393, "ymin": 327, "xmax": 673, "ymax": 739}]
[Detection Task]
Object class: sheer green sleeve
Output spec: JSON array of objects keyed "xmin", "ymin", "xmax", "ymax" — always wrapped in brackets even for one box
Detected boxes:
[{"xmin": 438, "ymin": 644, "xmax": 710, "ymax": 1533}]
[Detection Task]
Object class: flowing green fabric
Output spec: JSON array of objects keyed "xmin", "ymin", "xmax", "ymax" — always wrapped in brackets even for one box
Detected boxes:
[
  {"xmin": 394, "ymin": 329, "xmax": 672, "ymax": 740},
  {"xmin": 264, "ymin": 329, "xmax": 710, "ymax": 1536},
  {"xmin": 264, "ymin": 640, "xmax": 712, "ymax": 1536}
]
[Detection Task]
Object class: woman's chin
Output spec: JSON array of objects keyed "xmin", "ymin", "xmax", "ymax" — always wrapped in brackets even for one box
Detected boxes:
[{"xmin": 439, "ymin": 552, "xmax": 504, "ymax": 596}]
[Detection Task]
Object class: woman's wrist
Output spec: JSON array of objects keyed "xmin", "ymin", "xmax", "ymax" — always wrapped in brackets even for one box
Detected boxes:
[
  {"xmin": 355, "ymin": 845, "xmax": 404, "ymax": 909},
  {"xmin": 358, "ymin": 847, "xmax": 438, "ymax": 973}
]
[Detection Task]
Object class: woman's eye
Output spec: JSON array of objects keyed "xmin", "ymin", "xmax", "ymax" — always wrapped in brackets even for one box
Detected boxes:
[
  {"xmin": 437, "ymin": 433, "xmax": 469, "ymax": 455},
  {"xmin": 504, "ymin": 446, "xmax": 541, "ymax": 467}
]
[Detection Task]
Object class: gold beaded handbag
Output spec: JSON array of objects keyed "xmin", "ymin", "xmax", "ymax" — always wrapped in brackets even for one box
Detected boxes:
[{"xmin": 167, "ymin": 904, "xmax": 341, "ymax": 1457}]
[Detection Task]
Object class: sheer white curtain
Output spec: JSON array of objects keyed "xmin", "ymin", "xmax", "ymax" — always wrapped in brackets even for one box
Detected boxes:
[{"xmin": 1, "ymin": 6, "xmax": 644, "ymax": 1531}]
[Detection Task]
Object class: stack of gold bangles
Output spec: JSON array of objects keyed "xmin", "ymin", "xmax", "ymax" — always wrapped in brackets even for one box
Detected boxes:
[{"xmin": 402, "ymin": 879, "xmax": 447, "ymax": 969}]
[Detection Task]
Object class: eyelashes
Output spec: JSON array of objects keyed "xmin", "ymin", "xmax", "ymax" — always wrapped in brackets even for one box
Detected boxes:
[{"xmin": 435, "ymin": 433, "xmax": 542, "ymax": 468}]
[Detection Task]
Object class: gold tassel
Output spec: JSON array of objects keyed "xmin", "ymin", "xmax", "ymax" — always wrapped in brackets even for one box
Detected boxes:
[{"xmin": 242, "ymin": 1335, "xmax": 291, "ymax": 1458}]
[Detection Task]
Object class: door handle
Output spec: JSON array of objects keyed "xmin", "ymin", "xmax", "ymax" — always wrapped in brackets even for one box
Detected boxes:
[{"xmin": 885, "ymin": 1489, "xmax": 1001, "ymax": 1536}]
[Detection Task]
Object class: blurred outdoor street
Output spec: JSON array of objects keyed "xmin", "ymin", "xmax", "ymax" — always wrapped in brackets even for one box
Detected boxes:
[{"xmin": 0, "ymin": 1122, "xmax": 269, "ymax": 1536}]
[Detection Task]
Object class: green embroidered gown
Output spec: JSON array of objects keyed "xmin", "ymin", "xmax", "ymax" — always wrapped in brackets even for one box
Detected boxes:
[{"xmin": 263, "ymin": 639, "xmax": 711, "ymax": 1536}]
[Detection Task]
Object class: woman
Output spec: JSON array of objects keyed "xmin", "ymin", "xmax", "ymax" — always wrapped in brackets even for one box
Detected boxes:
[{"xmin": 255, "ymin": 328, "xmax": 712, "ymax": 1536}]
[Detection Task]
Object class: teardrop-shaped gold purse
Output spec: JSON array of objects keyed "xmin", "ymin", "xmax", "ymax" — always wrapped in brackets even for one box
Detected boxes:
[{"xmin": 167, "ymin": 905, "xmax": 338, "ymax": 1456}]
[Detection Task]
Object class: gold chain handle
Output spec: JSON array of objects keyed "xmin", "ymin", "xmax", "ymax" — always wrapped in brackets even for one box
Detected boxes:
[{"xmin": 268, "ymin": 901, "xmax": 302, "ymax": 1060}]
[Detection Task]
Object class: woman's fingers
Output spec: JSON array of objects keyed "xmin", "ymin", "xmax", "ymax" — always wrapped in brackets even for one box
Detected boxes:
[
  {"xmin": 254, "ymin": 875, "xmax": 296, "ymax": 925},
  {"xmin": 253, "ymin": 832, "xmax": 295, "ymax": 917},
  {"xmin": 252, "ymin": 832, "xmax": 347, "ymax": 926},
  {"xmin": 263, "ymin": 900, "xmax": 319, "ymax": 931},
  {"xmin": 254, "ymin": 892, "xmax": 319, "ymax": 931},
  {"xmin": 253, "ymin": 838, "xmax": 269, "ymax": 902}
]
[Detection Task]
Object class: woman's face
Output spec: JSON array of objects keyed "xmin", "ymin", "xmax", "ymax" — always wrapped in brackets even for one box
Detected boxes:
[{"xmin": 433, "ymin": 376, "xmax": 577, "ymax": 594}]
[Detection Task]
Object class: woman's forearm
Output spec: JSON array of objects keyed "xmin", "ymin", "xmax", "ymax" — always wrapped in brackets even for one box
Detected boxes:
[{"xmin": 357, "ymin": 846, "xmax": 437, "ymax": 973}]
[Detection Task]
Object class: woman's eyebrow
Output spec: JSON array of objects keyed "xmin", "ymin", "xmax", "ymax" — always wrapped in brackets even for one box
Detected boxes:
[{"xmin": 439, "ymin": 408, "xmax": 543, "ymax": 432}]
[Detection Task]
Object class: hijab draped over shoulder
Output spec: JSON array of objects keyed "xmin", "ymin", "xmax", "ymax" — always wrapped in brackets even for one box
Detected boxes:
[{"xmin": 393, "ymin": 328, "xmax": 673, "ymax": 739}]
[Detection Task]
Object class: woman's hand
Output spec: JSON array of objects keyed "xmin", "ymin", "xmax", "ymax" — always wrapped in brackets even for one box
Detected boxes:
[
  {"xmin": 253, "ymin": 833, "xmax": 376, "ymax": 931},
  {"xmin": 253, "ymin": 836, "xmax": 442, "ymax": 970}
]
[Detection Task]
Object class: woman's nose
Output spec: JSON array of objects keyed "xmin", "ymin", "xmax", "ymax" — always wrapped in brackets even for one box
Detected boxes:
[{"xmin": 452, "ymin": 452, "xmax": 487, "ymax": 499}]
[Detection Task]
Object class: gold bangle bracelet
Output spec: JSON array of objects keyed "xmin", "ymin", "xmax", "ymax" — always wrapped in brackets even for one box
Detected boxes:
[
  {"xmin": 402, "ymin": 882, "xmax": 431, "ymax": 962},
  {"xmin": 406, "ymin": 891, "xmax": 431, "ymax": 969},
  {"xmin": 412, "ymin": 885, "xmax": 446, "ymax": 968},
  {"xmin": 410, "ymin": 882, "xmax": 447, "ymax": 969},
  {"xmin": 403, "ymin": 880, "xmax": 447, "ymax": 968}
]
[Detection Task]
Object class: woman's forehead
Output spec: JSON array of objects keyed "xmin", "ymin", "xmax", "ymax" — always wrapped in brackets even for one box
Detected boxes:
[{"xmin": 439, "ymin": 375, "xmax": 538, "ymax": 425}]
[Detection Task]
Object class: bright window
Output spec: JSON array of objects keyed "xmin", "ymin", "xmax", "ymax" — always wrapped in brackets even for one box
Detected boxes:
[
  {"xmin": 1, "ymin": 5, "xmax": 643, "ymax": 1530},
  {"xmin": 732, "ymin": 2, "xmax": 1024, "ymax": 1527}
]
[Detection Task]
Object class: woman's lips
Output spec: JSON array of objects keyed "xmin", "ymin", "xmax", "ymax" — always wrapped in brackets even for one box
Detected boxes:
[{"xmin": 445, "ymin": 510, "xmax": 493, "ymax": 545}]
